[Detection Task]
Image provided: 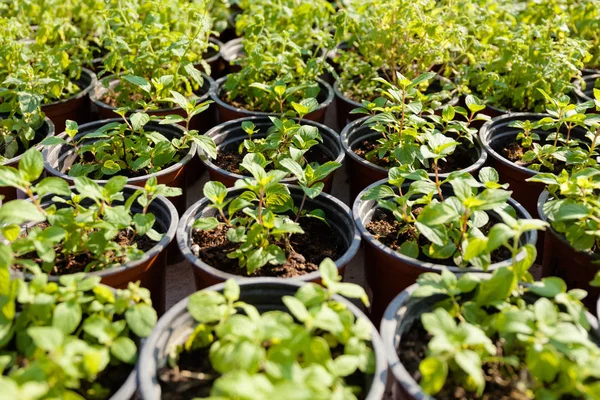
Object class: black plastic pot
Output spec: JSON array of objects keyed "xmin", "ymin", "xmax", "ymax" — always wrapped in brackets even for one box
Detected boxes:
[
  {"xmin": 198, "ymin": 116, "xmax": 344, "ymax": 191},
  {"xmin": 11, "ymin": 185, "xmax": 178, "ymax": 315},
  {"xmin": 137, "ymin": 279, "xmax": 387, "ymax": 400},
  {"xmin": 42, "ymin": 68, "xmax": 97, "ymax": 133},
  {"xmin": 211, "ymin": 76, "xmax": 334, "ymax": 124},
  {"xmin": 90, "ymin": 74, "xmax": 216, "ymax": 133},
  {"xmin": 583, "ymin": 68, "xmax": 600, "ymax": 77},
  {"xmin": 110, "ymin": 368, "xmax": 137, "ymax": 400},
  {"xmin": 341, "ymin": 115, "xmax": 487, "ymax": 201},
  {"xmin": 201, "ymin": 37, "xmax": 224, "ymax": 78},
  {"xmin": 538, "ymin": 190, "xmax": 600, "ymax": 309},
  {"xmin": 177, "ymin": 185, "xmax": 361, "ymax": 289},
  {"xmin": 479, "ymin": 113, "xmax": 589, "ymax": 219},
  {"xmin": 43, "ymin": 118, "xmax": 194, "ymax": 216},
  {"xmin": 219, "ymin": 37, "xmax": 243, "ymax": 75},
  {"xmin": 380, "ymin": 279, "xmax": 600, "ymax": 400},
  {"xmin": 354, "ymin": 179, "xmax": 538, "ymax": 322},
  {"xmin": 574, "ymin": 74, "xmax": 600, "ymax": 104},
  {"xmin": 0, "ymin": 117, "xmax": 54, "ymax": 202}
]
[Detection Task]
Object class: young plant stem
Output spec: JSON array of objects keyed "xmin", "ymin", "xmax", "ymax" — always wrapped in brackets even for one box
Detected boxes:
[
  {"xmin": 295, "ymin": 193, "xmax": 307, "ymax": 222},
  {"xmin": 434, "ymin": 159, "xmax": 444, "ymax": 201}
]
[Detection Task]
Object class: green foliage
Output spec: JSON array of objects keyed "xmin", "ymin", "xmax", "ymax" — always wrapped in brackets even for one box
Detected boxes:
[
  {"xmin": 529, "ymin": 168, "xmax": 600, "ymax": 255},
  {"xmin": 411, "ymin": 265, "xmax": 600, "ymax": 398},
  {"xmin": 194, "ymin": 156, "xmax": 337, "ymax": 274},
  {"xmin": 363, "ymin": 166, "xmax": 547, "ymax": 272},
  {"xmin": 0, "ymin": 268, "xmax": 156, "ymax": 399},
  {"xmin": 41, "ymin": 92, "xmax": 216, "ymax": 179},
  {"xmin": 0, "ymin": 148, "xmax": 181, "ymax": 274},
  {"xmin": 352, "ymin": 73, "xmax": 488, "ymax": 175},
  {"xmin": 168, "ymin": 258, "xmax": 373, "ymax": 400}
]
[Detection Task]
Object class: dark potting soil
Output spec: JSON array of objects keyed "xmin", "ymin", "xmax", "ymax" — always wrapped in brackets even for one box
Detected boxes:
[
  {"xmin": 192, "ymin": 216, "xmax": 345, "ymax": 277},
  {"xmin": 501, "ymin": 138, "xmax": 582, "ymax": 173},
  {"xmin": 365, "ymin": 209, "xmax": 512, "ymax": 266},
  {"xmin": 214, "ymin": 145, "xmax": 332, "ymax": 175},
  {"xmin": 159, "ymin": 346, "xmax": 217, "ymax": 400},
  {"xmin": 399, "ymin": 322, "xmax": 533, "ymax": 400},
  {"xmin": 78, "ymin": 362, "xmax": 133, "ymax": 398},
  {"xmin": 353, "ymin": 139, "xmax": 474, "ymax": 174},
  {"xmin": 16, "ymin": 224, "xmax": 156, "ymax": 275}
]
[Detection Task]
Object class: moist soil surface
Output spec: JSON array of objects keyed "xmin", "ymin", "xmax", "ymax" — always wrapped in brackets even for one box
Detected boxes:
[
  {"xmin": 214, "ymin": 144, "xmax": 332, "ymax": 175},
  {"xmin": 15, "ymin": 224, "xmax": 156, "ymax": 275},
  {"xmin": 399, "ymin": 322, "xmax": 534, "ymax": 400},
  {"xmin": 192, "ymin": 215, "xmax": 345, "ymax": 277},
  {"xmin": 366, "ymin": 209, "xmax": 512, "ymax": 265},
  {"xmin": 354, "ymin": 138, "xmax": 475, "ymax": 174},
  {"xmin": 501, "ymin": 138, "xmax": 583, "ymax": 173}
]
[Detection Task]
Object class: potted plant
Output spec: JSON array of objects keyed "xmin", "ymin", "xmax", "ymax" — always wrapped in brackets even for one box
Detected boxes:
[
  {"xmin": 341, "ymin": 73, "xmax": 488, "ymax": 200},
  {"xmin": 530, "ymin": 167, "xmax": 600, "ymax": 309},
  {"xmin": 480, "ymin": 89, "xmax": 598, "ymax": 218},
  {"xmin": 177, "ymin": 158, "xmax": 360, "ymax": 289},
  {"xmin": 333, "ymin": 0, "xmax": 464, "ymax": 128},
  {"xmin": 575, "ymin": 74, "xmax": 600, "ymax": 104},
  {"xmin": 42, "ymin": 95, "xmax": 216, "ymax": 214},
  {"xmin": 199, "ymin": 108, "xmax": 344, "ymax": 191},
  {"xmin": 0, "ymin": 21, "xmax": 97, "ymax": 132},
  {"xmin": 90, "ymin": 0, "xmax": 216, "ymax": 130},
  {"xmin": 0, "ymin": 148, "xmax": 180, "ymax": 313},
  {"xmin": 137, "ymin": 258, "xmax": 387, "ymax": 399},
  {"xmin": 457, "ymin": 21, "xmax": 589, "ymax": 115},
  {"xmin": 0, "ymin": 270, "xmax": 157, "ymax": 400},
  {"xmin": 211, "ymin": 10, "xmax": 335, "ymax": 123},
  {"xmin": 380, "ymin": 263, "xmax": 600, "ymax": 399},
  {"xmin": 354, "ymin": 166, "xmax": 545, "ymax": 321}
]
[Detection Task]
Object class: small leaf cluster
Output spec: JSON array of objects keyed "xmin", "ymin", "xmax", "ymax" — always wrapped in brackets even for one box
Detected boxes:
[
  {"xmin": 194, "ymin": 156, "xmax": 336, "ymax": 274},
  {"xmin": 0, "ymin": 148, "xmax": 181, "ymax": 274},
  {"xmin": 363, "ymin": 166, "xmax": 547, "ymax": 271},
  {"xmin": 167, "ymin": 258, "xmax": 374, "ymax": 400},
  {"xmin": 529, "ymin": 167, "xmax": 600, "ymax": 255},
  {"xmin": 410, "ymin": 264, "xmax": 600, "ymax": 398},
  {"xmin": 508, "ymin": 89, "xmax": 600, "ymax": 172},
  {"xmin": 0, "ymin": 270, "xmax": 157, "ymax": 400},
  {"xmin": 42, "ymin": 92, "xmax": 216, "ymax": 179},
  {"xmin": 353, "ymin": 73, "xmax": 488, "ymax": 173}
]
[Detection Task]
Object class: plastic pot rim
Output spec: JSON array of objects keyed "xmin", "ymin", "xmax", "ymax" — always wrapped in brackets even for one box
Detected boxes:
[{"xmin": 43, "ymin": 68, "xmax": 97, "ymax": 107}]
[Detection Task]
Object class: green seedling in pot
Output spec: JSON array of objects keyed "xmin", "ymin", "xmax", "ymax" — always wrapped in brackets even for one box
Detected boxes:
[{"xmin": 0, "ymin": 148, "xmax": 181, "ymax": 274}]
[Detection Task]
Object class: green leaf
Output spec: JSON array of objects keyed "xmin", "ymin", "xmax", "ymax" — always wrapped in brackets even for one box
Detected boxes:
[
  {"xmin": 319, "ymin": 258, "xmax": 340, "ymax": 286},
  {"xmin": 74, "ymin": 176, "xmax": 104, "ymax": 201},
  {"xmin": 526, "ymin": 345, "xmax": 559, "ymax": 383},
  {"xmin": 188, "ymin": 291, "xmax": 226, "ymax": 323},
  {"xmin": 283, "ymin": 296, "xmax": 309, "ymax": 322},
  {"xmin": 474, "ymin": 267, "xmax": 516, "ymax": 306},
  {"xmin": 27, "ymin": 327, "xmax": 64, "ymax": 351},
  {"xmin": 529, "ymin": 277, "xmax": 567, "ymax": 298},
  {"xmin": 193, "ymin": 217, "xmax": 220, "ymax": 231},
  {"xmin": 123, "ymin": 75, "xmax": 151, "ymax": 94},
  {"xmin": 125, "ymin": 304, "xmax": 157, "ymax": 337},
  {"xmin": 18, "ymin": 148, "xmax": 44, "ymax": 182},
  {"xmin": 52, "ymin": 301, "xmax": 82, "ymax": 334},
  {"xmin": 204, "ymin": 181, "xmax": 228, "ymax": 205},
  {"xmin": 399, "ymin": 241, "xmax": 419, "ymax": 258},
  {"xmin": 224, "ymin": 279, "xmax": 240, "ymax": 303},
  {"xmin": 111, "ymin": 337, "xmax": 137, "ymax": 364},
  {"xmin": 332, "ymin": 355, "xmax": 359, "ymax": 377},
  {"xmin": 419, "ymin": 357, "xmax": 447, "ymax": 395},
  {"xmin": 130, "ymin": 112, "xmax": 150, "ymax": 131},
  {"xmin": 554, "ymin": 203, "xmax": 590, "ymax": 221},
  {"xmin": 0, "ymin": 200, "xmax": 45, "ymax": 225},
  {"xmin": 36, "ymin": 177, "xmax": 71, "ymax": 197},
  {"xmin": 454, "ymin": 350, "xmax": 485, "ymax": 396}
]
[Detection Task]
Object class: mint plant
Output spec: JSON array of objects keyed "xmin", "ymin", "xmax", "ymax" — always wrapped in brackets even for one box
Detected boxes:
[
  {"xmin": 0, "ymin": 148, "xmax": 181, "ymax": 274},
  {"xmin": 161, "ymin": 258, "xmax": 374, "ymax": 400},
  {"xmin": 352, "ymin": 73, "xmax": 488, "ymax": 175},
  {"xmin": 41, "ymin": 91, "xmax": 216, "ymax": 179},
  {"xmin": 362, "ymin": 166, "xmax": 547, "ymax": 271},
  {"xmin": 406, "ymin": 264, "xmax": 600, "ymax": 398},
  {"xmin": 529, "ymin": 168, "xmax": 600, "ymax": 254},
  {"xmin": 0, "ymin": 270, "xmax": 157, "ymax": 399},
  {"xmin": 193, "ymin": 156, "xmax": 336, "ymax": 274}
]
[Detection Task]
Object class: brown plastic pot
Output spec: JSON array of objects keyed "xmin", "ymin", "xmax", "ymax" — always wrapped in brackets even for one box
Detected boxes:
[
  {"xmin": 210, "ymin": 75, "xmax": 334, "ymax": 124},
  {"xmin": 354, "ymin": 179, "xmax": 538, "ymax": 322},
  {"xmin": 538, "ymin": 190, "xmax": 600, "ymax": 309},
  {"xmin": 380, "ymin": 279, "xmax": 600, "ymax": 400},
  {"xmin": 198, "ymin": 116, "xmax": 344, "ymax": 191},
  {"xmin": 219, "ymin": 37, "xmax": 243, "ymax": 75},
  {"xmin": 0, "ymin": 117, "xmax": 54, "ymax": 202},
  {"xmin": 177, "ymin": 185, "xmax": 361, "ymax": 290},
  {"xmin": 11, "ymin": 185, "xmax": 178, "ymax": 314},
  {"xmin": 341, "ymin": 115, "xmax": 487, "ymax": 201},
  {"xmin": 574, "ymin": 73, "xmax": 600, "ymax": 104},
  {"xmin": 90, "ymin": 74, "xmax": 216, "ymax": 133},
  {"xmin": 42, "ymin": 119, "xmax": 194, "ymax": 216},
  {"xmin": 479, "ymin": 113, "xmax": 589, "ymax": 219},
  {"xmin": 137, "ymin": 279, "xmax": 387, "ymax": 400},
  {"xmin": 41, "ymin": 68, "xmax": 97, "ymax": 133}
]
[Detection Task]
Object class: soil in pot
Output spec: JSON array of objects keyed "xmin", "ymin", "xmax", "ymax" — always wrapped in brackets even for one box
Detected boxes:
[{"xmin": 192, "ymin": 215, "xmax": 344, "ymax": 278}]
